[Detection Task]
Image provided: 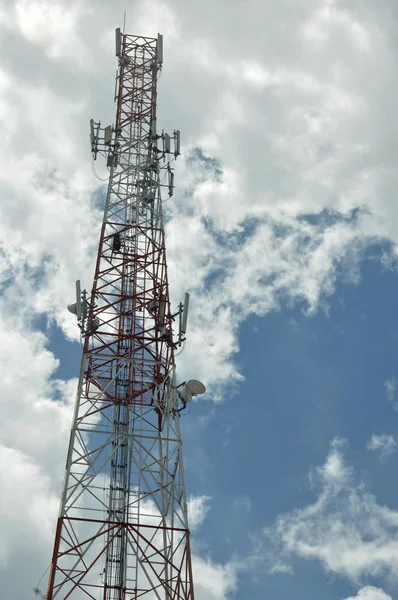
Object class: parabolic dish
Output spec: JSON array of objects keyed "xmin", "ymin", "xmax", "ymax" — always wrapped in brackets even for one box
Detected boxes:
[
  {"xmin": 67, "ymin": 302, "xmax": 77, "ymax": 315},
  {"xmin": 186, "ymin": 380, "xmax": 206, "ymax": 395}
]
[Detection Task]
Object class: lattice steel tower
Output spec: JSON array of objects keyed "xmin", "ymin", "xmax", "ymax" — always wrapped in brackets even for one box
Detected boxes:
[{"xmin": 46, "ymin": 29, "xmax": 204, "ymax": 600}]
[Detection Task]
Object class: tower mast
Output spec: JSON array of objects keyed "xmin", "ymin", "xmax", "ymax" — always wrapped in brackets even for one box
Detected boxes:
[{"xmin": 46, "ymin": 30, "xmax": 198, "ymax": 599}]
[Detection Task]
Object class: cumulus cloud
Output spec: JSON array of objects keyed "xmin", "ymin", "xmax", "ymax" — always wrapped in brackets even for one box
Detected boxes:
[
  {"xmin": 188, "ymin": 494, "xmax": 212, "ymax": 531},
  {"xmin": 193, "ymin": 555, "xmax": 238, "ymax": 600},
  {"xmin": 0, "ymin": 445, "xmax": 59, "ymax": 568},
  {"xmin": 344, "ymin": 586, "xmax": 392, "ymax": 600},
  {"xmin": 0, "ymin": 445, "xmax": 61, "ymax": 599},
  {"xmin": 367, "ymin": 434, "xmax": 396, "ymax": 459},
  {"xmin": 259, "ymin": 440, "xmax": 398, "ymax": 584},
  {"xmin": 0, "ymin": 311, "xmax": 78, "ymax": 597},
  {"xmin": 0, "ymin": 311, "xmax": 76, "ymax": 473},
  {"xmin": 384, "ymin": 377, "xmax": 397, "ymax": 409}
]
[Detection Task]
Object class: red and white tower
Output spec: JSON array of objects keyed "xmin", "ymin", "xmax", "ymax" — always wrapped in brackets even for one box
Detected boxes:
[{"xmin": 46, "ymin": 29, "xmax": 204, "ymax": 599}]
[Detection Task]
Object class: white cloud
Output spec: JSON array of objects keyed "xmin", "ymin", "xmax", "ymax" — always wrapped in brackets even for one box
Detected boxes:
[
  {"xmin": 0, "ymin": 313, "xmax": 76, "ymax": 478},
  {"xmin": 367, "ymin": 434, "xmax": 396, "ymax": 459},
  {"xmin": 0, "ymin": 445, "xmax": 60, "ymax": 598},
  {"xmin": 188, "ymin": 495, "xmax": 212, "ymax": 531},
  {"xmin": 193, "ymin": 555, "xmax": 238, "ymax": 600},
  {"xmin": 0, "ymin": 0, "xmax": 88, "ymax": 65},
  {"xmin": 344, "ymin": 586, "xmax": 392, "ymax": 600},
  {"xmin": 260, "ymin": 440, "xmax": 398, "ymax": 584},
  {"xmin": 384, "ymin": 377, "xmax": 397, "ymax": 408},
  {"xmin": 301, "ymin": 2, "xmax": 371, "ymax": 52}
]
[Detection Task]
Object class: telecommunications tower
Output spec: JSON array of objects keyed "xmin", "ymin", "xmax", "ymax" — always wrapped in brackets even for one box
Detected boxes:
[{"xmin": 46, "ymin": 29, "xmax": 205, "ymax": 599}]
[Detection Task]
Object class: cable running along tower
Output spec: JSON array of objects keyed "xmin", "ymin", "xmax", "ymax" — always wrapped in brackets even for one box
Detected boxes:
[{"xmin": 46, "ymin": 30, "xmax": 204, "ymax": 599}]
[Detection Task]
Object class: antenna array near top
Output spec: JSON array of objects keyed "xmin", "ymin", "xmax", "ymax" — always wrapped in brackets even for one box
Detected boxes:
[{"xmin": 115, "ymin": 28, "xmax": 163, "ymax": 66}]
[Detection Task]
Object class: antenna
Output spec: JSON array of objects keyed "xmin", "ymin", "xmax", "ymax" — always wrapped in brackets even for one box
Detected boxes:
[
  {"xmin": 157, "ymin": 33, "xmax": 163, "ymax": 65},
  {"xmin": 90, "ymin": 119, "xmax": 95, "ymax": 151},
  {"xmin": 115, "ymin": 28, "xmax": 122, "ymax": 57},
  {"xmin": 180, "ymin": 379, "xmax": 206, "ymax": 403},
  {"xmin": 104, "ymin": 125, "xmax": 112, "ymax": 145},
  {"xmin": 67, "ymin": 302, "xmax": 77, "ymax": 315},
  {"xmin": 75, "ymin": 280, "xmax": 82, "ymax": 321},
  {"xmin": 165, "ymin": 133, "xmax": 171, "ymax": 153},
  {"xmin": 175, "ymin": 130, "xmax": 180, "ymax": 156},
  {"xmin": 181, "ymin": 292, "xmax": 190, "ymax": 334},
  {"xmin": 168, "ymin": 171, "xmax": 174, "ymax": 197},
  {"xmin": 151, "ymin": 118, "xmax": 157, "ymax": 140}
]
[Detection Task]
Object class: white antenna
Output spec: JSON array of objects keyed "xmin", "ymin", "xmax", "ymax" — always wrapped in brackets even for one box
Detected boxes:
[
  {"xmin": 151, "ymin": 118, "xmax": 157, "ymax": 140},
  {"xmin": 180, "ymin": 380, "xmax": 206, "ymax": 403},
  {"xmin": 165, "ymin": 133, "xmax": 171, "ymax": 153},
  {"xmin": 175, "ymin": 130, "xmax": 180, "ymax": 156},
  {"xmin": 104, "ymin": 125, "xmax": 112, "ymax": 145},
  {"xmin": 115, "ymin": 28, "xmax": 122, "ymax": 57},
  {"xmin": 168, "ymin": 171, "xmax": 174, "ymax": 196},
  {"xmin": 67, "ymin": 302, "xmax": 77, "ymax": 315},
  {"xmin": 75, "ymin": 280, "xmax": 82, "ymax": 321},
  {"xmin": 181, "ymin": 293, "xmax": 190, "ymax": 334},
  {"xmin": 157, "ymin": 34, "xmax": 163, "ymax": 65},
  {"xmin": 90, "ymin": 119, "xmax": 95, "ymax": 151}
]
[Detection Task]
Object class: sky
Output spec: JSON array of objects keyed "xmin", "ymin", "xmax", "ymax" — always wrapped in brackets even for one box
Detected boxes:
[{"xmin": 1, "ymin": 0, "xmax": 398, "ymax": 599}]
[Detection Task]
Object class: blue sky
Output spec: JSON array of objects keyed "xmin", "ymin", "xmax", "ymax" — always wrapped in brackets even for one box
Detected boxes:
[
  {"xmin": 177, "ymin": 249, "xmax": 398, "ymax": 599},
  {"xmin": 1, "ymin": 2, "xmax": 398, "ymax": 600}
]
